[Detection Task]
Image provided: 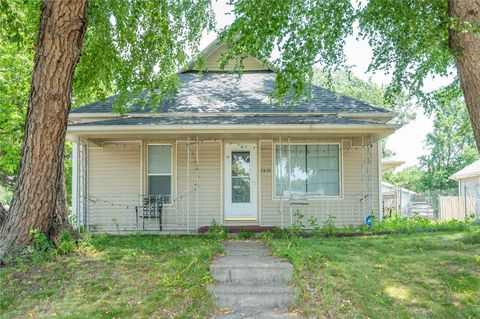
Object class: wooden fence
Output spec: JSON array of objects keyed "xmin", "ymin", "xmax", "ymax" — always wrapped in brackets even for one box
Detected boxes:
[{"xmin": 439, "ymin": 196, "xmax": 476, "ymax": 221}]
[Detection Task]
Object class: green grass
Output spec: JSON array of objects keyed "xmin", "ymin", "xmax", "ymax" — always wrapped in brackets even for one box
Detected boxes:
[
  {"xmin": 270, "ymin": 231, "xmax": 480, "ymax": 318},
  {"xmin": 0, "ymin": 235, "xmax": 222, "ymax": 319}
]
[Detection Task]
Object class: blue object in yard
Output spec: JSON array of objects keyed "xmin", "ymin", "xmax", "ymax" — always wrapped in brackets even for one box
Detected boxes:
[{"xmin": 365, "ymin": 215, "xmax": 375, "ymax": 228}]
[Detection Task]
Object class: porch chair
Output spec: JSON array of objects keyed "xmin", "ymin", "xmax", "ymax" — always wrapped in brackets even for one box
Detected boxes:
[{"xmin": 135, "ymin": 196, "xmax": 163, "ymax": 231}]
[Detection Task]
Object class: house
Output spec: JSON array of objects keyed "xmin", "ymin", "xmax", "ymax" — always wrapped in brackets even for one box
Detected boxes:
[
  {"xmin": 450, "ymin": 159, "xmax": 480, "ymax": 199},
  {"xmin": 67, "ymin": 40, "xmax": 400, "ymax": 234},
  {"xmin": 380, "ymin": 160, "xmax": 416, "ymax": 217}
]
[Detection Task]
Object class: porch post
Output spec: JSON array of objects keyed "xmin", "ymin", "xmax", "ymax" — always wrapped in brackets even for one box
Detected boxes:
[
  {"xmin": 377, "ymin": 142, "xmax": 383, "ymax": 221},
  {"xmin": 72, "ymin": 139, "xmax": 79, "ymax": 228},
  {"xmin": 187, "ymin": 137, "xmax": 190, "ymax": 234}
]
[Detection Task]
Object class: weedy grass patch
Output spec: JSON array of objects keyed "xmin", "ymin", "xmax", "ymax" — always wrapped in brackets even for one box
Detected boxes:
[
  {"xmin": 0, "ymin": 234, "xmax": 222, "ymax": 319},
  {"xmin": 270, "ymin": 231, "xmax": 480, "ymax": 319}
]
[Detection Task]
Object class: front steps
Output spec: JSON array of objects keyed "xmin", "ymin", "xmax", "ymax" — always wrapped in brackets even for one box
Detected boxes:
[{"xmin": 209, "ymin": 241, "xmax": 299, "ymax": 318}]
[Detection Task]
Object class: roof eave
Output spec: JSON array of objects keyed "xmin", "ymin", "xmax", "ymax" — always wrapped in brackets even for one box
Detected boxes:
[
  {"xmin": 67, "ymin": 123, "xmax": 400, "ymax": 135},
  {"xmin": 68, "ymin": 111, "xmax": 397, "ymax": 121}
]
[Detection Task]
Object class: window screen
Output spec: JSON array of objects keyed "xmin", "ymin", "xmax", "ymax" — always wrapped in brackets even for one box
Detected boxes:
[{"xmin": 275, "ymin": 144, "xmax": 340, "ymax": 197}]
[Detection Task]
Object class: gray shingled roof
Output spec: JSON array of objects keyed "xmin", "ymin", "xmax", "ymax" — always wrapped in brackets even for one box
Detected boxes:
[
  {"xmin": 70, "ymin": 116, "xmax": 385, "ymax": 127},
  {"xmin": 71, "ymin": 71, "xmax": 390, "ymax": 115}
]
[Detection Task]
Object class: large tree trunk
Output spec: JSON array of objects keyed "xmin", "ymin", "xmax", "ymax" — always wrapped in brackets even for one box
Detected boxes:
[
  {"xmin": 0, "ymin": 0, "xmax": 88, "ymax": 260},
  {"xmin": 49, "ymin": 150, "xmax": 79, "ymax": 244},
  {"xmin": 449, "ymin": 0, "xmax": 480, "ymax": 150},
  {"xmin": 0, "ymin": 203, "xmax": 6, "ymax": 226}
]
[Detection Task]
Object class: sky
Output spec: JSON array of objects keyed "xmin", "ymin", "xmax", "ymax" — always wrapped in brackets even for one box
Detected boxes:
[{"xmin": 202, "ymin": 1, "xmax": 455, "ymax": 170}]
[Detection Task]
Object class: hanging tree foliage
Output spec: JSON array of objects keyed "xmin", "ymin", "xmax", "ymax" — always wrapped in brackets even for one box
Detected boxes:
[
  {"xmin": 1, "ymin": 0, "xmax": 480, "ymax": 260},
  {"xmin": 220, "ymin": 0, "xmax": 480, "ymax": 148},
  {"xmin": 0, "ymin": 0, "xmax": 215, "ymax": 260}
]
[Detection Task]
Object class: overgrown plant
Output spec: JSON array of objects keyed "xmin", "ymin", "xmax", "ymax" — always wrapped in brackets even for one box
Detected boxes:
[
  {"xmin": 207, "ymin": 220, "xmax": 228, "ymax": 239},
  {"xmin": 321, "ymin": 215, "xmax": 337, "ymax": 237},
  {"xmin": 290, "ymin": 210, "xmax": 306, "ymax": 237},
  {"xmin": 238, "ymin": 231, "xmax": 255, "ymax": 239},
  {"xmin": 308, "ymin": 216, "xmax": 321, "ymax": 236}
]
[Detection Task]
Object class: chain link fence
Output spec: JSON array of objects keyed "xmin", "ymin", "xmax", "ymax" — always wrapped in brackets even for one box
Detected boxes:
[{"xmin": 383, "ymin": 182, "xmax": 480, "ymax": 221}]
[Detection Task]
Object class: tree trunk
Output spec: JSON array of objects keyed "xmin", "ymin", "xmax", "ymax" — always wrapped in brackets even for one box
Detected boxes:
[
  {"xmin": 0, "ymin": 203, "xmax": 6, "ymax": 226},
  {"xmin": 0, "ymin": 0, "xmax": 88, "ymax": 260},
  {"xmin": 49, "ymin": 150, "xmax": 79, "ymax": 245},
  {"xmin": 449, "ymin": 0, "xmax": 480, "ymax": 150}
]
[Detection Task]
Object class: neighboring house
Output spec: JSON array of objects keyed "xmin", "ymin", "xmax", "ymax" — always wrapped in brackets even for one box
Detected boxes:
[
  {"xmin": 450, "ymin": 159, "xmax": 480, "ymax": 198},
  {"xmin": 380, "ymin": 160, "xmax": 416, "ymax": 216},
  {"xmin": 67, "ymin": 40, "xmax": 400, "ymax": 234},
  {"xmin": 382, "ymin": 182, "xmax": 416, "ymax": 217}
]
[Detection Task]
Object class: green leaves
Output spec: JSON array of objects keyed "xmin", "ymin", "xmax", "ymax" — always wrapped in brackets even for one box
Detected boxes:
[
  {"xmin": 0, "ymin": 0, "xmax": 216, "ymax": 187},
  {"xmin": 221, "ymin": 0, "xmax": 355, "ymax": 104},
  {"xmin": 418, "ymin": 93, "xmax": 478, "ymax": 190},
  {"xmin": 359, "ymin": 0, "xmax": 453, "ymax": 97},
  {"xmin": 73, "ymin": 0, "xmax": 215, "ymax": 109}
]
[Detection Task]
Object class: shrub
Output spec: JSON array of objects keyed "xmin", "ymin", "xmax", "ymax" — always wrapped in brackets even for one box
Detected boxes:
[{"xmin": 207, "ymin": 220, "xmax": 228, "ymax": 239}]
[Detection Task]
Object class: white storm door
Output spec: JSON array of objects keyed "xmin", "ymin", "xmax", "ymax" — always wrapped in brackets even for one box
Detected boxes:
[{"xmin": 224, "ymin": 144, "xmax": 258, "ymax": 220}]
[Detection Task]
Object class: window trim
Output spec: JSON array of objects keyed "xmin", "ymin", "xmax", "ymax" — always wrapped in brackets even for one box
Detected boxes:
[
  {"xmin": 272, "ymin": 142, "xmax": 343, "ymax": 200},
  {"xmin": 146, "ymin": 143, "xmax": 173, "ymax": 202}
]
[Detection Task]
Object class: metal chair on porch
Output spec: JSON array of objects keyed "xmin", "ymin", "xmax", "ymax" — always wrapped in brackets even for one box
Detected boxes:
[{"xmin": 135, "ymin": 195, "xmax": 163, "ymax": 231}]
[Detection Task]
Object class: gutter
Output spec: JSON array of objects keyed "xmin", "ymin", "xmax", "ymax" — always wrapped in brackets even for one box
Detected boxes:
[
  {"xmin": 67, "ymin": 123, "xmax": 400, "ymax": 134},
  {"xmin": 68, "ymin": 111, "xmax": 397, "ymax": 121}
]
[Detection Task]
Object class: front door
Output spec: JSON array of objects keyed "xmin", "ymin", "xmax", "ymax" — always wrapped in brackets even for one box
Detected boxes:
[{"xmin": 224, "ymin": 143, "xmax": 257, "ymax": 220}]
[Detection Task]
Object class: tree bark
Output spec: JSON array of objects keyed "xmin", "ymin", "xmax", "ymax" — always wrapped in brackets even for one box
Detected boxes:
[
  {"xmin": 0, "ymin": 203, "xmax": 6, "ymax": 226},
  {"xmin": 49, "ymin": 150, "xmax": 79, "ymax": 245},
  {"xmin": 449, "ymin": 0, "xmax": 480, "ymax": 150},
  {"xmin": 0, "ymin": 0, "xmax": 88, "ymax": 260}
]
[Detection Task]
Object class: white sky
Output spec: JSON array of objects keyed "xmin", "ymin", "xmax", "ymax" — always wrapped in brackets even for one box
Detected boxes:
[{"xmin": 202, "ymin": 1, "xmax": 455, "ymax": 170}]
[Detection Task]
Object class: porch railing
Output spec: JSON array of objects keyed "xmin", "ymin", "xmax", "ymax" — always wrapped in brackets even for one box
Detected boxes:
[{"xmin": 84, "ymin": 191, "xmax": 377, "ymax": 233}]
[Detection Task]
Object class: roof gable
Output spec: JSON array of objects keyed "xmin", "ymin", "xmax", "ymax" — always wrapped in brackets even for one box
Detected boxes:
[
  {"xmin": 187, "ymin": 41, "xmax": 269, "ymax": 71},
  {"xmin": 450, "ymin": 159, "xmax": 480, "ymax": 180}
]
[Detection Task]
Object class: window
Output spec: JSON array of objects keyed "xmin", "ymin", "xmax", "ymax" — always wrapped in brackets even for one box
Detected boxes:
[
  {"xmin": 147, "ymin": 144, "xmax": 172, "ymax": 202},
  {"xmin": 231, "ymin": 151, "xmax": 251, "ymax": 203},
  {"xmin": 275, "ymin": 144, "xmax": 340, "ymax": 197}
]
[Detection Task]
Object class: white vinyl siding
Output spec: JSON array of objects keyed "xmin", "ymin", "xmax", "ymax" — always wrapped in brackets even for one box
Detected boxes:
[
  {"xmin": 176, "ymin": 141, "xmax": 222, "ymax": 231},
  {"xmin": 83, "ymin": 137, "xmax": 381, "ymax": 233},
  {"xmin": 88, "ymin": 142, "xmax": 141, "ymax": 231},
  {"xmin": 192, "ymin": 44, "xmax": 268, "ymax": 71}
]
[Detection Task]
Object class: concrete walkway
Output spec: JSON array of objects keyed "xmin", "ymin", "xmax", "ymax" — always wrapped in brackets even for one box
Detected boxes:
[{"xmin": 208, "ymin": 241, "xmax": 299, "ymax": 319}]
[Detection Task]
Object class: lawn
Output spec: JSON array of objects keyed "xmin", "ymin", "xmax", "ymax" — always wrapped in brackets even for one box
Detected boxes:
[
  {"xmin": 0, "ymin": 235, "xmax": 222, "ymax": 319},
  {"xmin": 1, "ymin": 231, "xmax": 479, "ymax": 319},
  {"xmin": 270, "ymin": 231, "xmax": 480, "ymax": 319}
]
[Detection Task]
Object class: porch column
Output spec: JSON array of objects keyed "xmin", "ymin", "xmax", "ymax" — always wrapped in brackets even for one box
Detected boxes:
[{"xmin": 71, "ymin": 139, "xmax": 79, "ymax": 228}]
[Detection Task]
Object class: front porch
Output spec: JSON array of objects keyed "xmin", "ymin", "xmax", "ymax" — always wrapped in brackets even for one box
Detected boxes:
[{"xmin": 72, "ymin": 134, "xmax": 382, "ymax": 234}]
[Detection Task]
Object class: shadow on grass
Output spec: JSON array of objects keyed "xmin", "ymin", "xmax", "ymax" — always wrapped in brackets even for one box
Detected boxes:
[{"xmin": 0, "ymin": 234, "xmax": 222, "ymax": 319}]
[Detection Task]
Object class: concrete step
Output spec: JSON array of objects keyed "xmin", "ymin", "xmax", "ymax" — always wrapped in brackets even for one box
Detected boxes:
[
  {"xmin": 223, "ymin": 241, "xmax": 271, "ymax": 257},
  {"xmin": 211, "ymin": 257, "xmax": 294, "ymax": 284},
  {"xmin": 208, "ymin": 283, "xmax": 298, "ymax": 310}
]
